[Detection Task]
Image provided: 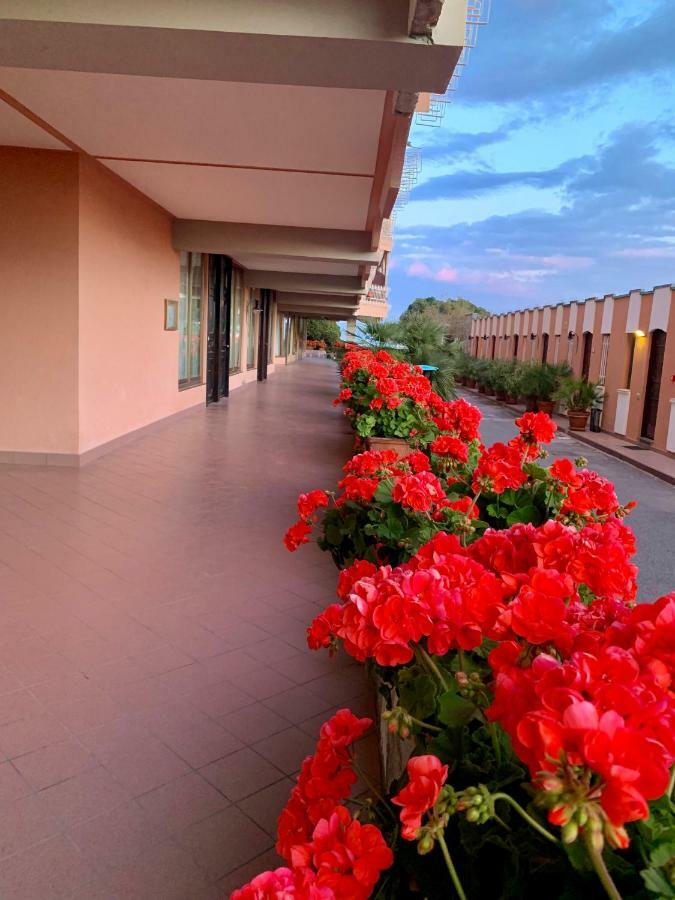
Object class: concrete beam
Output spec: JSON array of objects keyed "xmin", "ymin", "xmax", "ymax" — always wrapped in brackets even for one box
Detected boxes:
[
  {"xmin": 245, "ymin": 271, "xmax": 364, "ymax": 295},
  {"xmin": 172, "ymin": 221, "xmax": 381, "ymax": 267},
  {"xmin": 0, "ymin": 13, "xmax": 462, "ymax": 93},
  {"xmin": 279, "ymin": 306, "xmax": 355, "ymax": 319}
]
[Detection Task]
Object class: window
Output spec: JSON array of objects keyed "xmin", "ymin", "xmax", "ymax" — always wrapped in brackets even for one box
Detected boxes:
[
  {"xmin": 541, "ymin": 333, "xmax": 549, "ymax": 364},
  {"xmin": 267, "ymin": 303, "xmax": 275, "ymax": 363},
  {"xmin": 625, "ymin": 334, "xmax": 636, "ymax": 388},
  {"xmin": 246, "ymin": 292, "xmax": 258, "ymax": 369},
  {"xmin": 178, "ymin": 251, "xmax": 203, "ymax": 387},
  {"xmin": 512, "ymin": 334, "xmax": 519, "ymax": 359},
  {"xmin": 598, "ymin": 334, "xmax": 610, "ymax": 385},
  {"xmin": 230, "ymin": 267, "xmax": 243, "ymax": 373},
  {"xmin": 275, "ymin": 313, "xmax": 283, "ymax": 357}
]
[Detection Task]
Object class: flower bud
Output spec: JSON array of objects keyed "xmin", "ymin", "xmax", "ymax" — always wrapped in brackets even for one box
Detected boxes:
[
  {"xmin": 561, "ymin": 821, "xmax": 579, "ymax": 844},
  {"xmin": 417, "ymin": 833, "xmax": 435, "ymax": 855},
  {"xmin": 465, "ymin": 807, "xmax": 481, "ymax": 823},
  {"xmin": 574, "ymin": 457, "xmax": 587, "ymax": 468}
]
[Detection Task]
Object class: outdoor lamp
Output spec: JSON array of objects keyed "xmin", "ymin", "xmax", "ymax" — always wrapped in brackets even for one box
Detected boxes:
[{"xmin": 633, "ymin": 329, "xmax": 645, "ymax": 337}]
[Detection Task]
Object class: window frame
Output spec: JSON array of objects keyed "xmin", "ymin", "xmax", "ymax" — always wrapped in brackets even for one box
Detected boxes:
[{"xmin": 178, "ymin": 251, "xmax": 204, "ymax": 390}]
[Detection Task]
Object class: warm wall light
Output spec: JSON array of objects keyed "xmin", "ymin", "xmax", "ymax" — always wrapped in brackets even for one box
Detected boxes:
[{"xmin": 633, "ymin": 329, "xmax": 646, "ymax": 337}]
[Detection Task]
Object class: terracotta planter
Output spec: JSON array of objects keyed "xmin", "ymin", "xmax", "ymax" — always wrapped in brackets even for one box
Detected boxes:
[
  {"xmin": 506, "ymin": 395, "xmax": 518, "ymax": 405},
  {"xmin": 465, "ymin": 378, "xmax": 476, "ymax": 389},
  {"xmin": 478, "ymin": 384, "xmax": 487, "ymax": 394},
  {"xmin": 537, "ymin": 399, "xmax": 555, "ymax": 414},
  {"xmin": 367, "ymin": 436, "xmax": 412, "ymax": 458},
  {"xmin": 567, "ymin": 410, "xmax": 590, "ymax": 431},
  {"xmin": 495, "ymin": 391, "xmax": 507, "ymax": 402},
  {"xmin": 525, "ymin": 397, "xmax": 538, "ymax": 412}
]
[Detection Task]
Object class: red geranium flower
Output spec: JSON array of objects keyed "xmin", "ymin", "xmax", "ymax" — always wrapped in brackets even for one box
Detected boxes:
[
  {"xmin": 430, "ymin": 434, "xmax": 469, "ymax": 463},
  {"xmin": 392, "ymin": 755, "xmax": 448, "ymax": 839},
  {"xmin": 516, "ymin": 411, "xmax": 557, "ymax": 444},
  {"xmin": 298, "ymin": 490, "xmax": 329, "ymax": 520},
  {"xmin": 284, "ymin": 520, "xmax": 313, "ymax": 552}
]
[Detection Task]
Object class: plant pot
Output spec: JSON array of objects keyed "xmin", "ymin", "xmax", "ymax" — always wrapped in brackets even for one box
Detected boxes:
[
  {"xmin": 567, "ymin": 410, "xmax": 590, "ymax": 431},
  {"xmin": 478, "ymin": 384, "xmax": 487, "ymax": 394},
  {"xmin": 506, "ymin": 395, "xmax": 518, "ymax": 405},
  {"xmin": 366, "ymin": 436, "xmax": 412, "ymax": 458},
  {"xmin": 465, "ymin": 378, "xmax": 476, "ymax": 389},
  {"xmin": 537, "ymin": 399, "xmax": 555, "ymax": 414},
  {"xmin": 524, "ymin": 397, "xmax": 538, "ymax": 412},
  {"xmin": 495, "ymin": 391, "xmax": 507, "ymax": 402}
]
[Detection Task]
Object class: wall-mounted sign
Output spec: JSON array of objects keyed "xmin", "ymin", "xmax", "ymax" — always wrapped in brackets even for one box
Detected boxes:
[{"xmin": 164, "ymin": 298, "xmax": 178, "ymax": 331}]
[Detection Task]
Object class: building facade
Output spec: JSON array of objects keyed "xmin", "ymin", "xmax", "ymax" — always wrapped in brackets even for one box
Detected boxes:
[
  {"xmin": 468, "ymin": 285, "xmax": 675, "ymax": 455},
  {"xmin": 0, "ymin": 1, "xmax": 469, "ymax": 464}
]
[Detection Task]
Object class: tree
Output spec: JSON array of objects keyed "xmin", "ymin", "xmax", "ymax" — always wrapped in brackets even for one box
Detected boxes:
[
  {"xmin": 400, "ymin": 296, "xmax": 490, "ymax": 340},
  {"xmin": 305, "ymin": 319, "xmax": 341, "ymax": 347}
]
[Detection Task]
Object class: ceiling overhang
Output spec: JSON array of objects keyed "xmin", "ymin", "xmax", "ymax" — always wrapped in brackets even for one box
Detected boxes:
[
  {"xmin": 245, "ymin": 271, "xmax": 364, "ymax": 295},
  {"xmin": 172, "ymin": 221, "xmax": 381, "ymax": 267}
]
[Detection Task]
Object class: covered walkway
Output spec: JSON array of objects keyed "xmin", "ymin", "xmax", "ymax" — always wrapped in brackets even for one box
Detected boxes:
[{"xmin": 0, "ymin": 359, "xmax": 371, "ymax": 898}]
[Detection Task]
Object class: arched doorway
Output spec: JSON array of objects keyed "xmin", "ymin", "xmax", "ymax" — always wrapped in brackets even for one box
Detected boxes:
[{"xmin": 641, "ymin": 329, "xmax": 666, "ymax": 441}]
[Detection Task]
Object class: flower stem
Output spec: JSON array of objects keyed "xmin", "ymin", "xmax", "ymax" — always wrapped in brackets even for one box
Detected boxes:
[
  {"xmin": 408, "ymin": 714, "xmax": 443, "ymax": 733},
  {"xmin": 487, "ymin": 721, "xmax": 502, "ymax": 767},
  {"xmin": 437, "ymin": 832, "xmax": 468, "ymax": 900},
  {"xmin": 583, "ymin": 829, "xmax": 623, "ymax": 900},
  {"xmin": 417, "ymin": 646, "xmax": 450, "ymax": 692},
  {"xmin": 351, "ymin": 760, "xmax": 396, "ymax": 822},
  {"xmin": 490, "ymin": 793, "xmax": 559, "ymax": 845}
]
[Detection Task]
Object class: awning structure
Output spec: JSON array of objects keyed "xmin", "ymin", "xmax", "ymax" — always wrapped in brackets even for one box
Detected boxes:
[{"xmin": 0, "ymin": 0, "xmax": 469, "ymax": 320}]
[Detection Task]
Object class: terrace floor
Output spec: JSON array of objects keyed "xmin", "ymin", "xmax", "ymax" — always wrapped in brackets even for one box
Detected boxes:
[{"xmin": 0, "ymin": 359, "xmax": 373, "ymax": 899}]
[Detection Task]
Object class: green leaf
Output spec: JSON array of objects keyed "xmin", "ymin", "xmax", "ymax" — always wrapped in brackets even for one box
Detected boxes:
[
  {"xmin": 374, "ymin": 479, "xmax": 393, "ymax": 503},
  {"xmin": 437, "ymin": 690, "xmax": 476, "ymax": 728},
  {"xmin": 398, "ymin": 671, "xmax": 438, "ymax": 721},
  {"xmin": 523, "ymin": 462, "xmax": 549, "ymax": 481},
  {"xmin": 506, "ymin": 504, "xmax": 537, "ymax": 525},
  {"xmin": 642, "ymin": 866, "xmax": 675, "ymax": 897}
]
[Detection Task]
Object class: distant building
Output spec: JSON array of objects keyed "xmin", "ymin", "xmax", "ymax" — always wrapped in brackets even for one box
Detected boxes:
[{"xmin": 468, "ymin": 286, "xmax": 675, "ymax": 455}]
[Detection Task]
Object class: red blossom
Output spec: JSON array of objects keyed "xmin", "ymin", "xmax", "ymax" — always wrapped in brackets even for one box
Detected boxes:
[
  {"xmin": 392, "ymin": 755, "xmax": 448, "ymax": 840},
  {"xmin": 429, "ymin": 434, "xmax": 469, "ymax": 462},
  {"xmin": 284, "ymin": 520, "xmax": 313, "ymax": 552},
  {"xmin": 298, "ymin": 490, "xmax": 329, "ymax": 520},
  {"xmin": 516, "ymin": 411, "xmax": 557, "ymax": 444}
]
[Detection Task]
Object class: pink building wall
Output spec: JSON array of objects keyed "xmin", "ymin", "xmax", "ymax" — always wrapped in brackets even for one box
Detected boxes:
[
  {"xmin": 77, "ymin": 155, "xmax": 205, "ymax": 454},
  {"xmin": 0, "ymin": 149, "xmax": 80, "ymax": 456}
]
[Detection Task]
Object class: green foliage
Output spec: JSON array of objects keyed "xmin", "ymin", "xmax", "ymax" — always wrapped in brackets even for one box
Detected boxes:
[
  {"xmin": 305, "ymin": 319, "xmax": 341, "ymax": 346},
  {"xmin": 554, "ymin": 376, "xmax": 602, "ymax": 412},
  {"xmin": 400, "ymin": 296, "xmax": 490, "ymax": 341}
]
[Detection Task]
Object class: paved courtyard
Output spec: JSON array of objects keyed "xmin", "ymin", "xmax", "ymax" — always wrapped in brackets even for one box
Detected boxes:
[
  {"xmin": 0, "ymin": 359, "xmax": 373, "ymax": 898},
  {"xmin": 460, "ymin": 390, "xmax": 675, "ymax": 601}
]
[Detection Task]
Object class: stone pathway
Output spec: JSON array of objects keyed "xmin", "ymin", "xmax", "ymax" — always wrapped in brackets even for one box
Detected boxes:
[{"xmin": 0, "ymin": 359, "xmax": 373, "ymax": 898}]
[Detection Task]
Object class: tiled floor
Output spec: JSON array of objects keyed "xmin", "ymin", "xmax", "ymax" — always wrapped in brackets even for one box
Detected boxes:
[{"xmin": 0, "ymin": 359, "xmax": 373, "ymax": 898}]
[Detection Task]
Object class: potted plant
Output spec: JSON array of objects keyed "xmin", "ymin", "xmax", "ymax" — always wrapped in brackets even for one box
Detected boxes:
[
  {"xmin": 464, "ymin": 356, "xmax": 478, "ymax": 389},
  {"xmin": 474, "ymin": 359, "xmax": 492, "ymax": 394},
  {"xmin": 504, "ymin": 362, "xmax": 523, "ymax": 404},
  {"xmin": 553, "ymin": 377, "xmax": 600, "ymax": 430},
  {"xmin": 491, "ymin": 360, "xmax": 516, "ymax": 402}
]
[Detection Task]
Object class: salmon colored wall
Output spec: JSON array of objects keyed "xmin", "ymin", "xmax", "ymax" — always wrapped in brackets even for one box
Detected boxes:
[
  {"xmin": 625, "ymin": 292, "xmax": 653, "ymax": 442},
  {"xmin": 601, "ymin": 297, "xmax": 629, "ymax": 434},
  {"xmin": 0, "ymin": 148, "xmax": 80, "ymax": 453},
  {"xmin": 653, "ymin": 292, "xmax": 675, "ymax": 451},
  {"xmin": 77, "ymin": 155, "xmax": 205, "ymax": 453}
]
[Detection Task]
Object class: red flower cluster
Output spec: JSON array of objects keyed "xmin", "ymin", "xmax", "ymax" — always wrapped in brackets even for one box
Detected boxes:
[
  {"xmin": 472, "ymin": 442, "xmax": 528, "ymax": 495},
  {"xmin": 392, "ymin": 755, "xmax": 449, "ymax": 840},
  {"xmin": 429, "ymin": 434, "xmax": 469, "ymax": 463},
  {"xmin": 307, "ymin": 534, "xmax": 508, "ymax": 666},
  {"xmin": 234, "ymin": 710, "xmax": 391, "ymax": 899},
  {"xmin": 488, "ymin": 598, "xmax": 675, "ymax": 846},
  {"xmin": 432, "ymin": 397, "xmax": 482, "ymax": 442},
  {"xmin": 391, "ymin": 471, "xmax": 445, "ymax": 512},
  {"xmin": 515, "ymin": 411, "xmax": 557, "ymax": 445},
  {"xmin": 336, "ymin": 348, "xmax": 437, "ymax": 416},
  {"xmin": 276, "ymin": 709, "xmax": 372, "ymax": 860}
]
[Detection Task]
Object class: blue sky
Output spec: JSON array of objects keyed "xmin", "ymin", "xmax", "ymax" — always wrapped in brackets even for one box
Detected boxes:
[{"xmin": 387, "ymin": 0, "xmax": 675, "ymax": 318}]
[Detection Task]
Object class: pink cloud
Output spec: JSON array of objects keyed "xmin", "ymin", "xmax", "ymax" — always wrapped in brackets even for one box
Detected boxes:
[
  {"xmin": 406, "ymin": 261, "xmax": 433, "ymax": 277},
  {"xmin": 436, "ymin": 266, "xmax": 459, "ymax": 282}
]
